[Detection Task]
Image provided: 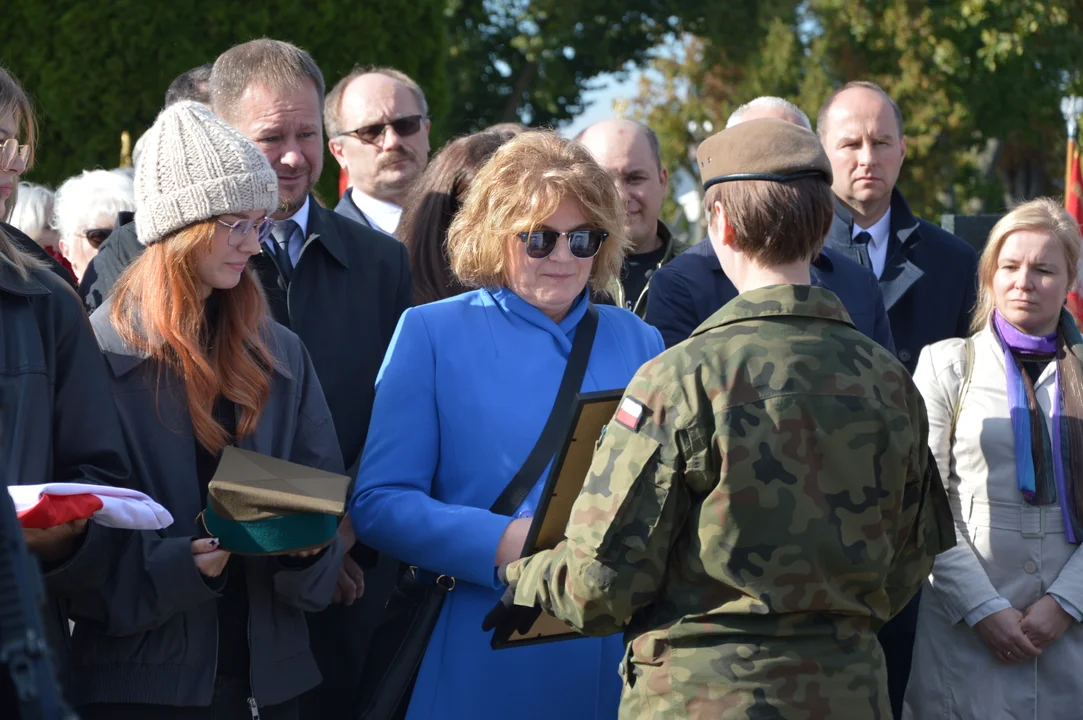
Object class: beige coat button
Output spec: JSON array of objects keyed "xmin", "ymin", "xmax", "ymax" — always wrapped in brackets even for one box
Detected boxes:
[{"xmin": 1023, "ymin": 560, "xmax": 1038, "ymax": 574}]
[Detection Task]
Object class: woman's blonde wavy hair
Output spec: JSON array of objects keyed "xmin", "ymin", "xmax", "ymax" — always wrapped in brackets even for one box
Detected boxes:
[
  {"xmin": 971, "ymin": 197, "xmax": 1081, "ymax": 334},
  {"xmin": 447, "ymin": 130, "xmax": 629, "ymax": 293}
]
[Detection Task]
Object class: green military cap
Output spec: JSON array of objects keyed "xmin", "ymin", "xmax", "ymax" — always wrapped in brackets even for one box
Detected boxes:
[
  {"xmin": 201, "ymin": 447, "xmax": 350, "ymax": 555},
  {"xmin": 696, "ymin": 117, "xmax": 833, "ymax": 191}
]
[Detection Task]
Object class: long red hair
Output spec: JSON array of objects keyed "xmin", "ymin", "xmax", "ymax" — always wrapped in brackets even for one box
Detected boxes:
[{"xmin": 110, "ymin": 219, "xmax": 277, "ymax": 453}]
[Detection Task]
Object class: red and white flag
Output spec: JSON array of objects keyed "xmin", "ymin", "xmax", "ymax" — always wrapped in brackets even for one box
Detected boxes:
[
  {"xmin": 615, "ymin": 397, "xmax": 645, "ymax": 431},
  {"xmin": 9, "ymin": 483, "xmax": 173, "ymax": 530}
]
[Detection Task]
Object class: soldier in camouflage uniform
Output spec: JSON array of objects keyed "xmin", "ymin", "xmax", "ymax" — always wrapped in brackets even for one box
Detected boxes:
[{"xmin": 488, "ymin": 118, "xmax": 956, "ymax": 719}]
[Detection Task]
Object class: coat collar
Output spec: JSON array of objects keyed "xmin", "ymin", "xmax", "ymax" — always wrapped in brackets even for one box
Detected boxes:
[
  {"xmin": 488, "ymin": 286, "xmax": 590, "ymax": 352},
  {"xmin": 0, "ymin": 260, "xmax": 50, "ymax": 297},
  {"xmin": 333, "ymin": 188, "xmax": 372, "ymax": 229},
  {"xmin": 691, "ymin": 284, "xmax": 853, "ymax": 338},
  {"xmin": 826, "ymin": 189, "xmax": 925, "ymax": 311},
  {"xmin": 304, "ymin": 199, "xmax": 350, "ymax": 270},
  {"xmin": 91, "ymin": 301, "xmax": 154, "ymax": 378}
]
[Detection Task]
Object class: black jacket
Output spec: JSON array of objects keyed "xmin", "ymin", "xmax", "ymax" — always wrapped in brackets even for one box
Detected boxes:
[
  {"xmin": 0, "ymin": 249, "xmax": 131, "ymax": 685},
  {"xmin": 59, "ymin": 302, "xmax": 345, "ymax": 710},
  {"xmin": 824, "ymin": 190, "xmax": 978, "ymax": 372},
  {"xmin": 2, "ymin": 222, "xmax": 77, "ymax": 290},
  {"xmin": 251, "ymin": 199, "xmax": 411, "ymax": 475},
  {"xmin": 77, "ymin": 212, "xmax": 143, "ymax": 313},
  {"xmin": 646, "ymin": 239, "xmax": 896, "ymax": 352},
  {"xmin": 333, "ymin": 187, "xmax": 375, "ymax": 230}
]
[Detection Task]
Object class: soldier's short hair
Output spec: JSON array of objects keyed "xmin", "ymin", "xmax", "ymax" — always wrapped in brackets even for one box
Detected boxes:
[
  {"xmin": 210, "ymin": 39, "xmax": 325, "ymax": 124},
  {"xmin": 324, "ymin": 66, "xmax": 428, "ymax": 139},
  {"xmin": 705, "ymin": 177, "xmax": 835, "ymax": 266},
  {"xmin": 447, "ymin": 131, "xmax": 629, "ymax": 293},
  {"xmin": 971, "ymin": 197, "xmax": 1082, "ymax": 334}
]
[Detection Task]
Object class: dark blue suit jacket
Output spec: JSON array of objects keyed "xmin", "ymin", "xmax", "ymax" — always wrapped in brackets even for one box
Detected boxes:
[
  {"xmin": 824, "ymin": 190, "xmax": 978, "ymax": 373},
  {"xmin": 645, "ymin": 238, "xmax": 895, "ymax": 352},
  {"xmin": 334, "ymin": 187, "xmax": 374, "ymax": 229}
]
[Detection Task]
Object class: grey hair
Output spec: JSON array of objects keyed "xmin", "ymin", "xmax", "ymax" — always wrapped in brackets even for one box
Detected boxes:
[
  {"xmin": 51, "ymin": 169, "xmax": 135, "ymax": 241},
  {"xmin": 209, "ymin": 38, "xmax": 325, "ymax": 124},
  {"xmin": 726, "ymin": 97, "xmax": 811, "ymax": 130},
  {"xmin": 8, "ymin": 182, "xmax": 54, "ymax": 239},
  {"xmin": 324, "ymin": 66, "xmax": 429, "ymax": 139}
]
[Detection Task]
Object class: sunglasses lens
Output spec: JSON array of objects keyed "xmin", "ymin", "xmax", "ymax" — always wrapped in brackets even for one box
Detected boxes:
[
  {"xmin": 0, "ymin": 140, "xmax": 13, "ymax": 169},
  {"xmin": 566, "ymin": 231, "xmax": 595, "ymax": 258},
  {"xmin": 523, "ymin": 231, "xmax": 557, "ymax": 259},
  {"xmin": 390, "ymin": 116, "xmax": 422, "ymax": 137}
]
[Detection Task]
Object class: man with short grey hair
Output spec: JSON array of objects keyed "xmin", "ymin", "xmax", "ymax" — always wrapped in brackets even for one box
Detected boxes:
[
  {"xmin": 725, "ymin": 96, "xmax": 811, "ymax": 130},
  {"xmin": 325, "ymin": 66, "xmax": 431, "ymax": 234},
  {"xmin": 210, "ymin": 38, "xmax": 412, "ymax": 720}
]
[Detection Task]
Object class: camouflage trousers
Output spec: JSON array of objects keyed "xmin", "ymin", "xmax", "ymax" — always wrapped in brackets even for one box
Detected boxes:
[{"xmin": 616, "ymin": 632, "xmax": 892, "ymax": 719}]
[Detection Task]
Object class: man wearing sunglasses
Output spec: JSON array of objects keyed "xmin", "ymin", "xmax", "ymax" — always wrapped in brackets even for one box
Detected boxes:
[{"xmin": 325, "ymin": 67, "xmax": 431, "ymax": 235}]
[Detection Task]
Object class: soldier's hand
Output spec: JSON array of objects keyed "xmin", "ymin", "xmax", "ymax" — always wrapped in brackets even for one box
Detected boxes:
[
  {"xmin": 1020, "ymin": 595, "xmax": 1073, "ymax": 649},
  {"xmin": 975, "ymin": 607, "xmax": 1042, "ymax": 663},
  {"xmin": 481, "ymin": 567, "xmax": 540, "ymax": 636}
]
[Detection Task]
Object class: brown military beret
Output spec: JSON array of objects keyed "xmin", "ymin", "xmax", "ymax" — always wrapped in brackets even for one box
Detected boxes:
[{"xmin": 696, "ymin": 118, "xmax": 833, "ymax": 191}]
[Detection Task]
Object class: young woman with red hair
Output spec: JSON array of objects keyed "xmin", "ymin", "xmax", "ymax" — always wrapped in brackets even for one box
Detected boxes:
[{"xmin": 66, "ymin": 101, "xmax": 345, "ymax": 720}]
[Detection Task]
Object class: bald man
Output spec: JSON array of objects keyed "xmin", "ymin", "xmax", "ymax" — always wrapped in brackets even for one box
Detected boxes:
[
  {"xmin": 645, "ymin": 97, "xmax": 895, "ymax": 353},
  {"xmin": 326, "ymin": 67, "xmax": 431, "ymax": 235},
  {"xmin": 576, "ymin": 119, "xmax": 686, "ymax": 317}
]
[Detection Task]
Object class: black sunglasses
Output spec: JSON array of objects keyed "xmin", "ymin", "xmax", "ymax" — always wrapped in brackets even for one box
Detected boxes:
[
  {"xmin": 82, "ymin": 227, "xmax": 113, "ymax": 249},
  {"xmin": 341, "ymin": 115, "xmax": 426, "ymax": 145},
  {"xmin": 516, "ymin": 229, "xmax": 609, "ymax": 260}
]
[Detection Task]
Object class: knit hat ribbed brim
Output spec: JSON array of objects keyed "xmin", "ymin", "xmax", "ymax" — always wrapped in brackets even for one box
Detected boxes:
[{"xmin": 134, "ymin": 101, "xmax": 278, "ymax": 246}]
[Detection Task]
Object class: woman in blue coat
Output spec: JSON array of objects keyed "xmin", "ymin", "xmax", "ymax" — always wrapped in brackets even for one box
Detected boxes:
[{"xmin": 350, "ymin": 131, "xmax": 664, "ymax": 719}]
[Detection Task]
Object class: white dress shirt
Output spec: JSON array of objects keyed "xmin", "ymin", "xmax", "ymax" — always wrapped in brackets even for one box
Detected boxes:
[
  {"xmin": 853, "ymin": 208, "xmax": 892, "ymax": 279},
  {"xmin": 351, "ymin": 189, "xmax": 402, "ymax": 236}
]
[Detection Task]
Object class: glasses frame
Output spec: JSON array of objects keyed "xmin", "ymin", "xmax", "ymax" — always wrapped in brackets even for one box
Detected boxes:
[
  {"xmin": 216, "ymin": 216, "xmax": 273, "ymax": 247},
  {"xmin": 81, "ymin": 227, "xmax": 114, "ymax": 249},
  {"xmin": 516, "ymin": 229, "xmax": 609, "ymax": 260},
  {"xmin": 0, "ymin": 138, "xmax": 30, "ymax": 172},
  {"xmin": 339, "ymin": 115, "xmax": 427, "ymax": 146}
]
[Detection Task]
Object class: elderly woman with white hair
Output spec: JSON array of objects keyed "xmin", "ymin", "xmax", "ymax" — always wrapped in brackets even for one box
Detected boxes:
[{"xmin": 53, "ymin": 168, "xmax": 135, "ymax": 282}]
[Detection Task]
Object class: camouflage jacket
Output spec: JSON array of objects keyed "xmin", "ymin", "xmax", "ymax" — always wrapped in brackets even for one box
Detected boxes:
[{"xmin": 506, "ymin": 284, "xmax": 956, "ymax": 720}]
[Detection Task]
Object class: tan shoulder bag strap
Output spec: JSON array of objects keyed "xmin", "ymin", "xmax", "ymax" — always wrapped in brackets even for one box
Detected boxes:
[{"xmin": 949, "ymin": 337, "xmax": 975, "ymax": 443}]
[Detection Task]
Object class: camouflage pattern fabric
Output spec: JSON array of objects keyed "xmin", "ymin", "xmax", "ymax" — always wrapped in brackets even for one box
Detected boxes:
[{"xmin": 505, "ymin": 284, "xmax": 956, "ymax": 720}]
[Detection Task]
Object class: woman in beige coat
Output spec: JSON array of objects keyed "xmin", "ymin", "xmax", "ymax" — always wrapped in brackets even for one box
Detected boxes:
[{"xmin": 904, "ymin": 198, "xmax": 1083, "ymax": 719}]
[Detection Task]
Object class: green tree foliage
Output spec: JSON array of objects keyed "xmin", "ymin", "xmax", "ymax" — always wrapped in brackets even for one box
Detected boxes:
[
  {"xmin": 632, "ymin": 0, "xmax": 1083, "ymax": 219},
  {"xmin": 0, "ymin": 0, "xmax": 449, "ymax": 201},
  {"xmin": 443, "ymin": 0, "xmax": 684, "ymax": 132}
]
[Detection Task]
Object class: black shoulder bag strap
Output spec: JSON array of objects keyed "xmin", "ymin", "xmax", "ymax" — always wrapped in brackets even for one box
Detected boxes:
[
  {"xmin": 490, "ymin": 304, "xmax": 599, "ymax": 516},
  {"xmin": 359, "ymin": 304, "xmax": 600, "ymax": 720}
]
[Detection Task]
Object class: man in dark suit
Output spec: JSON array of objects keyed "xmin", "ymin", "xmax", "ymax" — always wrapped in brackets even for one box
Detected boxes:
[
  {"xmin": 647, "ymin": 236, "xmax": 894, "ymax": 350},
  {"xmin": 210, "ymin": 39, "xmax": 412, "ymax": 719},
  {"xmin": 325, "ymin": 66, "xmax": 431, "ymax": 235},
  {"xmin": 645, "ymin": 96, "xmax": 895, "ymax": 352},
  {"xmin": 817, "ymin": 81, "xmax": 978, "ymax": 718}
]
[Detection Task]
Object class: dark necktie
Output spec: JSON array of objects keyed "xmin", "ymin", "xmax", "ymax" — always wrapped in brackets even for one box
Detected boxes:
[
  {"xmin": 853, "ymin": 230, "xmax": 872, "ymax": 269},
  {"xmin": 270, "ymin": 219, "xmax": 298, "ymax": 281}
]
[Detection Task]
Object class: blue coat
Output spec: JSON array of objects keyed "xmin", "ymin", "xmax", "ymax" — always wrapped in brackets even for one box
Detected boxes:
[
  {"xmin": 645, "ymin": 238, "xmax": 896, "ymax": 351},
  {"xmin": 823, "ymin": 190, "xmax": 978, "ymax": 373},
  {"xmin": 350, "ymin": 287, "xmax": 665, "ymax": 720}
]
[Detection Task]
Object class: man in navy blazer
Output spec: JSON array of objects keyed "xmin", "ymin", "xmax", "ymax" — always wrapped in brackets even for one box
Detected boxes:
[
  {"xmin": 645, "ymin": 97, "xmax": 895, "ymax": 352},
  {"xmin": 818, "ymin": 81, "xmax": 977, "ymax": 718},
  {"xmin": 646, "ymin": 237, "xmax": 894, "ymax": 350}
]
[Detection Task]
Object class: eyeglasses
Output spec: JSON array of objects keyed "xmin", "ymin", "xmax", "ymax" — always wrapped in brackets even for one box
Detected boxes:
[
  {"xmin": 0, "ymin": 138, "xmax": 30, "ymax": 172},
  {"xmin": 516, "ymin": 229, "xmax": 609, "ymax": 260},
  {"xmin": 340, "ymin": 115, "xmax": 426, "ymax": 145},
  {"xmin": 216, "ymin": 216, "xmax": 273, "ymax": 247},
  {"xmin": 81, "ymin": 227, "xmax": 113, "ymax": 249}
]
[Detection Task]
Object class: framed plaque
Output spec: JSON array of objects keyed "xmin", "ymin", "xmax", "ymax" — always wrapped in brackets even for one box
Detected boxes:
[{"xmin": 491, "ymin": 389, "xmax": 623, "ymax": 649}]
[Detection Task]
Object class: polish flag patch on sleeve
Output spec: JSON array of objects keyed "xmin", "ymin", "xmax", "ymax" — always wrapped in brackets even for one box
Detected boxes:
[{"xmin": 615, "ymin": 397, "xmax": 645, "ymax": 431}]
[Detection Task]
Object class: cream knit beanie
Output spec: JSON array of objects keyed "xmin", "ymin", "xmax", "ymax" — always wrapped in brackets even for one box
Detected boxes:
[{"xmin": 134, "ymin": 101, "xmax": 278, "ymax": 245}]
